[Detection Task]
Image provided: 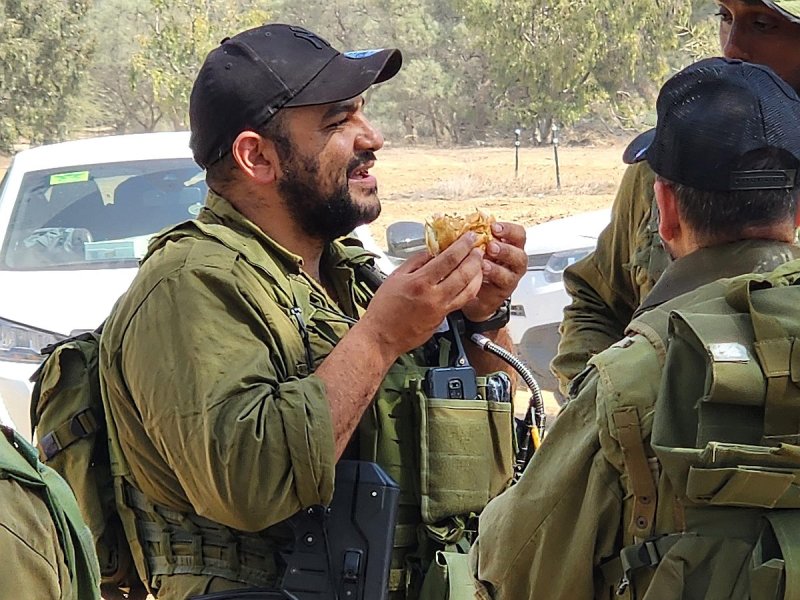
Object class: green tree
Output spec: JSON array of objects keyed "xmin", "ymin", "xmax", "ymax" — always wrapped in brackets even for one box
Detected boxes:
[
  {"xmin": 82, "ymin": 0, "xmax": 163, "ymax": 133},
  {"xmin": 130, "ymin": 0, "xmax": 269, "ymax": 130},
  {"xmin": 0, "ymin": 0, "xmax": 94, "ymax": 151},
  {"xmin": 457, "ymin": 0, "xmax": 691, "ymax": 142},
  {"xmin": 273, "ymin": 0, "xmax": 492, "ymax": 145},
  {"xmin": 677, "ymin": 0, "xmax": 719, "ymax": 63}
]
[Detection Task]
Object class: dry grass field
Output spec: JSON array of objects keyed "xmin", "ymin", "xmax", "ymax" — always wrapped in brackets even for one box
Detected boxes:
[
  {"xmin": 368, "ymin": 142, "xmax": 628, "ymax": 250},
  {"xmin": 1, "ymin": 140, "xmax": 630, "ymax": 251}
]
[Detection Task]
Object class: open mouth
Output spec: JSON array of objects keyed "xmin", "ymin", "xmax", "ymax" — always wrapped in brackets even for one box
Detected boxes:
[{"xmin": 348, "ymin": 162, "xmax": 374, "ymax": 180}]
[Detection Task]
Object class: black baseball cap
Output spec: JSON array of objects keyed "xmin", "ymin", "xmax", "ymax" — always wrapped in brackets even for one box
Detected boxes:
[
  {"xmin": 623, "ymin": 58, "xmax": 800, "ymax": 192},
  {"xmin": 190, "ymin": 24, "xmax": 402, "ymax": 168}
]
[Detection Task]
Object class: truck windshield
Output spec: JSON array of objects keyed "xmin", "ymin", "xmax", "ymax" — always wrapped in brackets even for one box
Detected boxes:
[{"xmin": 0, "ymin": 158, "xmax": 207, "ymax": 270}]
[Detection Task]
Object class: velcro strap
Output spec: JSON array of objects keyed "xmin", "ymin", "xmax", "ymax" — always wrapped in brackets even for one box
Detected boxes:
[
  {"xmin": 38, "ymin": 408, "xmax": 100, "ymax": 460},
  {"xmin": 612, "ymin": 408, "xmax": 657, "ymax": 539},
  {"xmin": 619, "ymin": 533, "xmax": 690, "ymax": 587}
]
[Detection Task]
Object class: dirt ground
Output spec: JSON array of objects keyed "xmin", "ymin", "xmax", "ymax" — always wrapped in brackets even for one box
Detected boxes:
[
  {"xmin": 368, "ymin": 142, "xmax": 627, "ymax": 250},
  {"xmin": 0, "ymin": 141, "xmax": 628, "ymax": 251}
]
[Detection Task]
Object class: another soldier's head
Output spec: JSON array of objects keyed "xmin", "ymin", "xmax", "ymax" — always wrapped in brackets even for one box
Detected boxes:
[
  {"xmin": 625, "ymin": 58, "xmax": 800, "ymax": 258},
  {"xmin": 716, "ymin": 0, "xmax": 800, "ymax": 91},
  {"xmin": 189, "ymin": 24, "xmax": 402, "ymax": 241}
]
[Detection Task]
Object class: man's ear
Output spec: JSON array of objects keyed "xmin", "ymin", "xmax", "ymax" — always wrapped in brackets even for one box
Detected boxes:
[
  {"xmin": 231, "ymin": 131, "xmax": 280, "ymax": 184},
  {"xmin": 794, "ymin": 197, "xmax": 800, "ymax": 228},
  {"xmin": 654, "ymin": 178, "xmax": 681, "ymax": 243}
]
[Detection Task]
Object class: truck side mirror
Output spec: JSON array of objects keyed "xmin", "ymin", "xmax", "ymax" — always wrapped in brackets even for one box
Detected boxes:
[{"xmin": 386, "ymin": 221, "xmax": 426, "ymax": 260}]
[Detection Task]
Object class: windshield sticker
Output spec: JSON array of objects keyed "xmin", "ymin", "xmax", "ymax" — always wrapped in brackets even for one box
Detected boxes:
[{"xmin": 49, "ymin": 171, "xmax": 90, "ymax": 185}]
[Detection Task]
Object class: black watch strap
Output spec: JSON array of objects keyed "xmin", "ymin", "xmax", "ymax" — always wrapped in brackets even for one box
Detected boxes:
[{"xmin": 464, "ymin": 298, "xmax": 511, "ymax": 334}]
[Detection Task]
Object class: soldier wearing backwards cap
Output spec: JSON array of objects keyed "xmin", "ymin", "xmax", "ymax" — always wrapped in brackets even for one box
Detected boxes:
[
  {"xmin": 552, "ymin": 0, "xmax": 800, "ymax": 396},
  {"xmin": 98, "ymin": 23, "xmax": 526, "ymax": 600},
  {"xmin": 471, "ymin": 57, "xmax": 800, "ymax": 599}
]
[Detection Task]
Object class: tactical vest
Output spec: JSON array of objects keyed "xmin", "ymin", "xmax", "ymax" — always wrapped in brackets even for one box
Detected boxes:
[
  {"xmin": 105, "ymin": 221, "xmax": 514, "ymax": 599},
  {"xmin": 594, "ymin": 259, "xmax": 800, "ymax": 599},
  {"xmin": 0, "ymin": 425, "xmax": 100, "ymax": 599}
]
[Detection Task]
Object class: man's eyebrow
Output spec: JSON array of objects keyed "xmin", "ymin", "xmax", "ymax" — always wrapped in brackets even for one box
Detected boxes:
[{"xmin": 321, "ymin": 98, "xmax": 362, "ymax": 120}]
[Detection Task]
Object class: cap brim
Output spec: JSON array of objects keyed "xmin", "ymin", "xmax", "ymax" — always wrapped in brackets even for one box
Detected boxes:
[
  {"xmin": 761, "ymin": 0, "xmax": 800, "ymax": 23},
  {"xmin": 623, "ymin": 129, "xmax": 656, "ymax": 165},
  {"xmin": 286, "ymin": 48, "xmax": 402, "ymax": 108}
]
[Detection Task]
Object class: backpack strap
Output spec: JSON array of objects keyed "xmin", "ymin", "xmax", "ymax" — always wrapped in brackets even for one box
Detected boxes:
[
  {"xmin": 612, "ymin": 407, "xmax": 657, "ymax": 540},
  {"xmin": 615, "ymin": 532, "xmax": 693, "ymax": 596},
  {"xmin": 38, "ymin": 407, "xmax": 100, "ymax": 461}
]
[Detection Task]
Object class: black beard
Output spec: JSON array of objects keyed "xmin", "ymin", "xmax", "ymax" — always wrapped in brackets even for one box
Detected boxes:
[{"xmin": 279, "ymin": 151, "xmax": 380, "ymax": 243}]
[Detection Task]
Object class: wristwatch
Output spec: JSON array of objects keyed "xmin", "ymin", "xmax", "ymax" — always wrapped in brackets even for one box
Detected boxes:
[{"xmin": 464, "ymin": 298, "xmax": 511, "ymax": 334}]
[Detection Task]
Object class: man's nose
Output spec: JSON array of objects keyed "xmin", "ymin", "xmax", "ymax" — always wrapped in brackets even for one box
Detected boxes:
[
  {"xmin": 722, "ymin": 25, "xmax": 752, "ymax": 61},
  {"xmin": 356, "ymin": 117, "xmax": 384, "ymax": 152}
]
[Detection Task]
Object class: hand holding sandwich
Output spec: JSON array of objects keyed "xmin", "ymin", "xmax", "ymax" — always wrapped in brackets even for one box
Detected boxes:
[{"xmin": 425, "ymin": 210, "xmax": 527, "ymax": 323}]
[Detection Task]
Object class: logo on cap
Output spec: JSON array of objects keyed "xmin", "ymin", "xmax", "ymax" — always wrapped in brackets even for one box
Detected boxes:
[
  {"xmin": 344, "ymin": 49, "xmax": 385, "ymax": 59},
  {"xmin": 290, "ymin": 26, "xmax": 331, "ymax": 50}
]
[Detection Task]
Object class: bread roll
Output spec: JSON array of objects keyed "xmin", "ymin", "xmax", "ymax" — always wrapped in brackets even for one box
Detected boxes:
[{"xmin": 424, "ymin": 210, "xmax": 495, "ymax": 256}]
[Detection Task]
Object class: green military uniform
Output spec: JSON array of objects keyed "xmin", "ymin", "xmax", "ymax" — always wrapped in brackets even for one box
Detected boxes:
[
  {"xmin": 553, "ymin": 0, "xmax": 800, "ymax": 395},
  {"xmin": 100, "ymin": 191, "xmax": 505, "ymax": 599},
  {"xmin": 0, "ymin": 425, "xmax": 100, "ymax": 599},
  {"xmin": 551, "ymin": 161, "xmax": 668, "ymax": 395},
  {"xmin": 471, "ymin": 239, "xmax": 800, "ymax": 599}
]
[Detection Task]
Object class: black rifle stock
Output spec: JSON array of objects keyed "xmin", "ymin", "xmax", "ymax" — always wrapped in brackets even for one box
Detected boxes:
[{"xmin": 191, "ymin": 461, "xmax": 400, "ymax": 600}]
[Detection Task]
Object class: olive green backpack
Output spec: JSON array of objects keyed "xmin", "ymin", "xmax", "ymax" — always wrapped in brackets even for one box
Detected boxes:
[
  {"xmin": 602, "ymin": 262, "xmax": 800, "ymax": 600},
  {"xmin": 29, "ymin": 327, "xmax": 147, "ymax": 600}
]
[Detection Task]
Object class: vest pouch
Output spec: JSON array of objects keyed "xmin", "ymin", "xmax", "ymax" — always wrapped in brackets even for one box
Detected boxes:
[
  {"xmin": 418, "ymin": 550, "xmax": 474, "ymax": 600},
  {"xmin": 411, "ymin": 377, "xmax": 514, "ymax": 524},
  {"xmin": 750, "ymin": 511, "xmax": 800, "ymax": 600},
  {"xmin": 673, "ymin": 442, "xmax": 800, "ymax": 510}
]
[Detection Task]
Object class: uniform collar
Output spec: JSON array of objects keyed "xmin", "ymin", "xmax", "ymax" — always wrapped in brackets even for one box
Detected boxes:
[
  {"xmin": 635, "ymin": 239, "xmax": 800, "ymax": 317},
  {"xmin": 198, "ymin": 189, "xmax": 375, "ymax": 276}
]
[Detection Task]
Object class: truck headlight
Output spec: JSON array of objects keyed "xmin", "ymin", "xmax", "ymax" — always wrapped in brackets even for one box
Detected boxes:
[{"xmin": 0, "ymin": 317, "xmax": 64, "ymax": 363}]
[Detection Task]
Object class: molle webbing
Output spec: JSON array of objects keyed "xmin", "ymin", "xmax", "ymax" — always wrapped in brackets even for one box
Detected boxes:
[{"xmin": 124, "ymin": 485, "xmax": 279, "ymax": 588}]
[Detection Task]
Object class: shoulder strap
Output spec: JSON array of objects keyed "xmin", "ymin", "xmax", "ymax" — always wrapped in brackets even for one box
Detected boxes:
[
  {"xmin": 29, "ymin": 326, "xmax": 104, "ymax": 454},
  {"xmin": 612, "ymin": 407, "xmax": 657, "ymax": 540}
]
